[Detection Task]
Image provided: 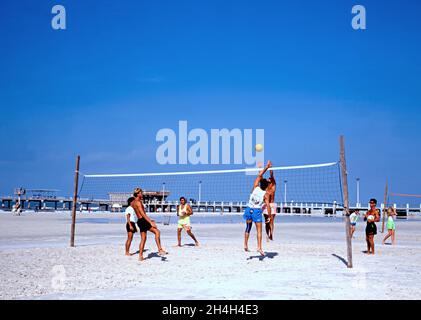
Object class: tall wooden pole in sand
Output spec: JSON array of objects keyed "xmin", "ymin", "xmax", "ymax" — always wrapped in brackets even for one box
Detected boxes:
[
  {"xmin": 70, "ymin": 155, "xmax": 80, "ymax": 247},
  {"xmin": 381, "ymin": 181, "xmax": 388, "ymax": 233},
  {"xmin": 339, "ymin": 136, "xmax": 353, "ymax": 268}
]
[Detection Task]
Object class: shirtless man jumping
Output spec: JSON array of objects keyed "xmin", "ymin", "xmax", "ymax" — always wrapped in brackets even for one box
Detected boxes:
[
  {"xmin": 131, "ymin": 187, "xmax": 168, "ymax": 261},
  {"xmin": 263, "ymin": 169, "xmax": 277, "ymax": 241},
  {"xmin": 243, "ymin": 160, "xmax": 273, "ymax": 256}
]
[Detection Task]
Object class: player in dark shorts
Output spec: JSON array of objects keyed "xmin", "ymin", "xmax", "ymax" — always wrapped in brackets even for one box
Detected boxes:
[
  {"xmin": 364, "ymin": 198, "xmax": 381, "ymax": 255},
  {"xmin": 137, "ymin": 217, "xmax": 153, "ymax": 232},
  {"xmin": 131, "ymin": 187, "xmax": 168, "ymax": 261},
  {"xmin": 263, "ymin": 169, "xmax": 277, "ymax": 241}
]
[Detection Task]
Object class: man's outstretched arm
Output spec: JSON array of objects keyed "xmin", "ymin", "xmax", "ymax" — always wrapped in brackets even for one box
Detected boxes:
[
  {"xmin": 270, "ymin": 170, "xmax": 276, "ymax": 185},
  {"xmin": 253, "ymin": 160, "xmax": 272, "ymax": 189}
]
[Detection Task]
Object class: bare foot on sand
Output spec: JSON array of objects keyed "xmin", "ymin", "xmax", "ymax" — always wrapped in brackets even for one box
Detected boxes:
[
  {"xmin": 258, "ymin": 249, "xmax": 265, "ymax": 256},
  {"xmin": 244, "ymin": 247, "xmax": 250, "ymax": 252},
  {"xmin": 195, "ymin": 241, "xmax": 200, "ymax": 247},
  {"xmin": 158, "ymin": 249, "xmax": 168, "ymax": 256}
]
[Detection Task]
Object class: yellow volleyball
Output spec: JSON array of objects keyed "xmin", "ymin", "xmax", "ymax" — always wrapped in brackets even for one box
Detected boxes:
[{"xmin": 255, "ymin": 144, "xmax": 264, "ymax": 152}]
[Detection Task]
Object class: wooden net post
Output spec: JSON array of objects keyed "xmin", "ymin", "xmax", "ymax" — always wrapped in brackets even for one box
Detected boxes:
[
  {"xmin": 339, "ymin": 136, "xmax": 353, "ymax": 268},
  {"xmin": 381, "ymin": 181, "xmax": 388, "ymax": 233},
  {"xmin": 70, "ymin": 155, "xmax": 80, "ymax": 247}
]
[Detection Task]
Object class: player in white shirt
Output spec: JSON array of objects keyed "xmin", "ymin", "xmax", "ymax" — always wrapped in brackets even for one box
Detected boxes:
[
  {"xmin": 243, "ymin": 160, "xmax": 273, "ymax": 256},
  {"xmin": 349, "ymin": 210, "xmax": 360, "ymax": 239},
  {"xmin": 125, "ymin": 197, "xmax": 138, "ymax": 256}
]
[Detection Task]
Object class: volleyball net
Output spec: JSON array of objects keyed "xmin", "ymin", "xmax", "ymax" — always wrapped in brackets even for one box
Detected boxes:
[
  {"xmin": 78, "ymin": 162, "xmax": 343, "ymax": 206},
  {"xmin": 388, "ymin": 192, "xmax": 421, "ymax": 209}
]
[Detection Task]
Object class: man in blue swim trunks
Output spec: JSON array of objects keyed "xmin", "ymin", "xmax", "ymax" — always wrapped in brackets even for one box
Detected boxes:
[{"xmin": 243, "ymin": 160, "xmax": 273, "ymax": 256}]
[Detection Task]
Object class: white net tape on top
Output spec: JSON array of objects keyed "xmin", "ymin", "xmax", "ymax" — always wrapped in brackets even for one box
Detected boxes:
[{"xmin": 79, "ymin": 162, "xmax": 343, "ymax": 205}]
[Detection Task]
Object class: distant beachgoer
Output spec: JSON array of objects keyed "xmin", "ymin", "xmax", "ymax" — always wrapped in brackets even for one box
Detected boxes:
[
  {"xmin": 176, "ymin": 197, "xmax": 199, "ymax": 247},
  {"xmin": 131, "ymin": 188, "xmax": 168, "ymax": 261},
  {"xmin": 243, "ymin": 160, "xmax": 272, "ymax": 256},
  {"xmin": 349, "ymin": 210, "xmax": 360, "ymax": 239},
  {"xmin": 263, "ymin": 169, "xmax": 277, "ymax": 241},
  {"xmin": 12, "ymin": 201, "xmax": 21, "ymax": 216},
  {"xmin": 383, "ymin": 207, "xmax": 397, "ymax": 245},
  {"xmin": 125, "ymin": 197, "xmax": 138, "ymax": 256},
  {"xmin": 364, "ymin": 198, "xmax": 381, "ymax": 255}
]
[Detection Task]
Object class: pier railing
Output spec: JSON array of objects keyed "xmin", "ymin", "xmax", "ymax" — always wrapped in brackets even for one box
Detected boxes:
[{"xmin": 1, "ymin": 196, "xmax": 420, "ymax": 217}]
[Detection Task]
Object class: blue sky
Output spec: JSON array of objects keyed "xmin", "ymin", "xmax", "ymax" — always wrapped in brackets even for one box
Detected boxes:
[{"xmin": 0, "ymin": 0, "xmax": 420, "ymax": 205}]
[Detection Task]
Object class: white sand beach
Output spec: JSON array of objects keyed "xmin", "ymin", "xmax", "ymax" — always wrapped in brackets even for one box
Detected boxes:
[{"xmin": 1, "ymin": 212, "xmax": 420, "ymax": 300}]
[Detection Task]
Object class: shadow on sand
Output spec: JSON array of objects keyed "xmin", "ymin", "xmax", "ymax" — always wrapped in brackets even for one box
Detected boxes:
[
  {"xmin": 182, "ymin": 243, "xmax": 197, "ymax": 247},
  {"xmin": 332, "ymin": 253, "xmax": 348, "ymax": 266},
  {"xmin": 130, "ymin": 249, "xmax": 148, "ymax": 256},
  {"xmin": 145, "ymin": 252, "xmax": 168, "ymax": 262},
  {"xmin": 247, "ymin": 252, "xmax": 278, "ymax": 261}
]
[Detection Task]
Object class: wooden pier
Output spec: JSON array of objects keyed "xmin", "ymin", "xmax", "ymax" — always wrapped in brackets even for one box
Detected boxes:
[
  {"xmin": 1, "ymin": 195, "xmax": 420, "ymax": 218},
  {"xmin": 142, "ymin": 201, "xmax": 421, "ymax": 218}
]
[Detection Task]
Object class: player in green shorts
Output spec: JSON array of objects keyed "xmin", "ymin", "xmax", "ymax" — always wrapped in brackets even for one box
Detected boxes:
[
  {"xmin": 176, "ymin": 197, "xmax": 199, "ymax": 247},
  {"xmin": 383, "ymin": 207, "xmax": 397, "ymax": 245}
]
